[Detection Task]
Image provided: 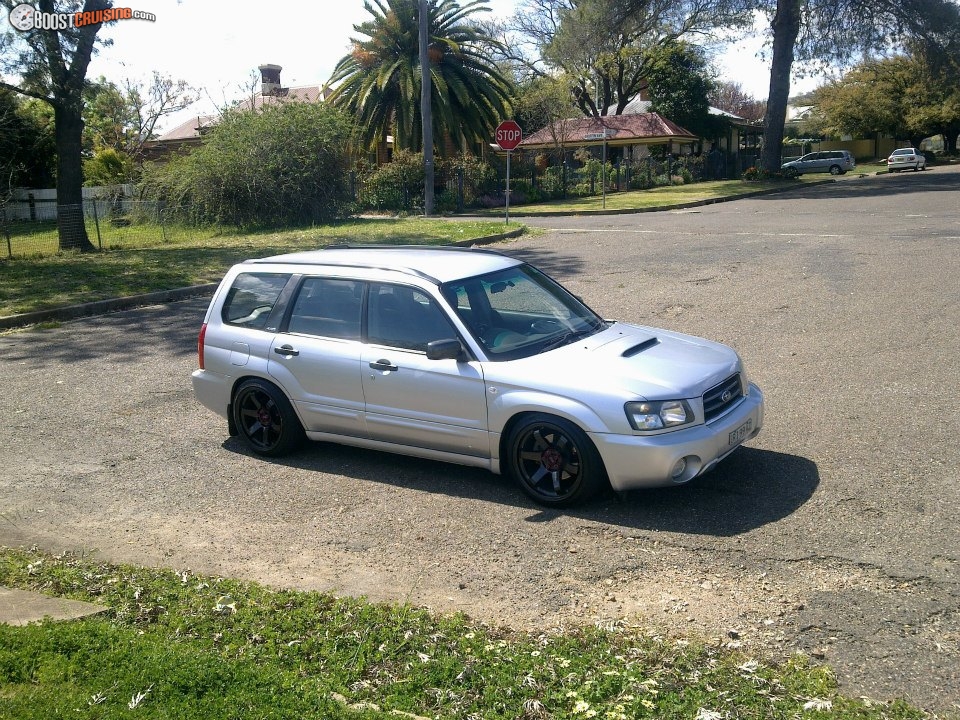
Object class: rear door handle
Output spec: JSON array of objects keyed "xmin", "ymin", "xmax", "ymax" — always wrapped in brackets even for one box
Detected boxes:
[
  {"xmin": 274, "ymin": 344, "xmax": 299, "ymax": 357},
  {"xmin": 369, "ymin": 359, "xmax": 398, "ymax": 372}
]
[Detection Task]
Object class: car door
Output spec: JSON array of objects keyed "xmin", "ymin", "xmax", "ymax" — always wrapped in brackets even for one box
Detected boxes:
[
  {"xmin": 361, "ymin": 283, "xmax": 490, "ymax": 458},
  {"xmin": 266, "ymin": 276, "xmax": 367, "ymax": 438}
]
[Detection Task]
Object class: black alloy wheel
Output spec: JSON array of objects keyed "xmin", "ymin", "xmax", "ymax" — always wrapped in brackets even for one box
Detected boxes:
[
  {"xmin": 507, "ymin": 414, "xmax": 605, "ymax": 507},
  {"xmin": 232, "ymin": 379, "xmax": 303, "ymax": 456}
]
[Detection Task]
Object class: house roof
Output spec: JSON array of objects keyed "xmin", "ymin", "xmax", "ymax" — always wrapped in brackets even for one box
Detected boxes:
[
  {"xmin": 154, "ymin": 84, "xmax": 330, "ymax": 143},
  {"xmin": 519, "ymin": 112, "xmax": 697, "ymax": 149},
  {"xmin": 615, "ymin": 96, "xmax": 746, "ymax": 120}
]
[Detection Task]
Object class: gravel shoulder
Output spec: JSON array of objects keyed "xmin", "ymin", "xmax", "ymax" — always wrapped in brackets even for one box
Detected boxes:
[{"xmin": 2, "ymin": 168, "xmax": 959, "ymax": 715}]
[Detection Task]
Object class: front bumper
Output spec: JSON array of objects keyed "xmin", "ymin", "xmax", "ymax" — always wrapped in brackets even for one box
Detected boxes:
[{"xmin": 590, "ymin": 383, "xmax": 764, "ymax": 491}]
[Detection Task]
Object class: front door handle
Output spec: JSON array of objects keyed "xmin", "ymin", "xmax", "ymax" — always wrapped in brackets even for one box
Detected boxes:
[
  {"xmin": 368, "ymin": 359, "xmax": 398, "ymax": 372},
  {"xmin": 274, "ymin": 344, "xmax": 299, "ymax": 357}
]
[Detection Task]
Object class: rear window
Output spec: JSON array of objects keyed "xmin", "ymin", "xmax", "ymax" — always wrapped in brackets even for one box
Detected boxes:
[{"xmin": 221, "ymin": 273, "xmax": 290, "ymax": 330}]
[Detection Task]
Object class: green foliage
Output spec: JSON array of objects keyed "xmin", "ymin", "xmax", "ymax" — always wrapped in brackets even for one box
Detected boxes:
[
  {"xmin": 327, "ymin": 0, "xmax": 512, "ymax": 152},
  {"xmin": 141, "ymin": 102, "xmax": 354, "ymax": 227},
  {"xmin": 82, "ymin": 148, "xmax": 134, "ymax": 186},
  {"xmin": 0, "ymin": 91, "xmax": 56, "ymax": 190},
  {"xmin": 0, "ymin": 547, "xmax": 930, "ymax": 720},
  {"xmin": 741, "ymin": 166, "xmax": 790, "ymax": 181},
  {"xmin": 355, "ymin": 149, "xmax": 426, "ymax": 213},
  {"xmin": 646, "ymin": 41, "xmax": 718, "ymax": 139},
  {"xmin": 812, "ymin": 51, "xmax": 960, "ymax": 150}
]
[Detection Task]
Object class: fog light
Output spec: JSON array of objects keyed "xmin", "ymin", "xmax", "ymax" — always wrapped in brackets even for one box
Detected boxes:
[{"xmin": 670, "ymin": 458, "xmax": 687, "ymax": 480}]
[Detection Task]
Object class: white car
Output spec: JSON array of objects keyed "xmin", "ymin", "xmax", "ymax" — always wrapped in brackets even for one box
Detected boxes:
[
  {"xmin": 887, "ymin": 148, "xmax": 926, "ymax": 172},
  {"xmin": 192, "ymin": 247, "xmax": 764, "ymax": 506}
]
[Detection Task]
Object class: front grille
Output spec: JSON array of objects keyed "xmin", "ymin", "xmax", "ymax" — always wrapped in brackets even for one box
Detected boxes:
[{"xmin": 703, "ymin": 373, "xmax": 743, "ymax": 422}]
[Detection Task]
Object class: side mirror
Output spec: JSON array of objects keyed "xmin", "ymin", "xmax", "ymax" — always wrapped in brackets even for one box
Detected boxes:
[{"xmin": 426, "ymin": 338, "xmax": 464, "ymax": 361}]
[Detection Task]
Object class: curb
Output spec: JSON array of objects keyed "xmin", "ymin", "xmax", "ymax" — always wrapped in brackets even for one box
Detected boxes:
[
  {"xmin": 0, "ymin": 284, "xmax": 220, "ymax": 331},
  {"xmin": 480, "ymin": 179, "xmax": 837, "ymax": 218},
  {"xmin": 0, "ymin": 229, "xmax": 528, "ymax": 331}
]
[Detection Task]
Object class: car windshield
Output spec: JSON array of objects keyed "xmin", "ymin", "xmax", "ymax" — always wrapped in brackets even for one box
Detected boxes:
[{"xmin": 441, "ymin": 264, "xmax": 607, "ymax": 360}]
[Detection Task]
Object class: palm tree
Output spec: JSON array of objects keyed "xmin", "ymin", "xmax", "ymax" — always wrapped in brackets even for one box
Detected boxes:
[{"xmin": 328, "ymin": 0, "xmax": 512, "ymax": 153}]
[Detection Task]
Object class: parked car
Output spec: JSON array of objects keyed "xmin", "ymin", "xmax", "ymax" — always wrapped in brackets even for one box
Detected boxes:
[
  {"xmin": 887, "ymin": 148, "xmax": 926, "ymax": 172},
  {"xmin": 192, "ymin": 247, "xmax": 764, "ymax": 507},
  {"xmin": 781, "ymin": 150, "xmax": 856, "ymax": 176}
]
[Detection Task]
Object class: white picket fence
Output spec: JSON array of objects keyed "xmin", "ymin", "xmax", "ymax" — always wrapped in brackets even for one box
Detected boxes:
[{"xmin": 6, "ymin": 184, "xmax": 136, "ymax": 221}]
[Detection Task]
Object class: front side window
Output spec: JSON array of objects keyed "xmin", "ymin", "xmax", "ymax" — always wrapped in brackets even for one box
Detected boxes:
[
  {"xmin": 287, "ymin": 277, "xmax": 362, "ymax": 340},
  {"xmin": 367, "ymin": 284, "xmax": 457, "ymax": 352},
  {"xmin": 442, "ymin": 264, "xmax": 606, "ymax": 360},
  {"xmin": 222, "ymin": 273, "xmax": 290, "ymax": 330}
]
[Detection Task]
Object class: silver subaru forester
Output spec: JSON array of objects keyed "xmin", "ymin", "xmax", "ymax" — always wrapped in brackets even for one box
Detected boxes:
[{"xmin": 192, "ymin": 246, "xmax": 763, "ymax": 506}]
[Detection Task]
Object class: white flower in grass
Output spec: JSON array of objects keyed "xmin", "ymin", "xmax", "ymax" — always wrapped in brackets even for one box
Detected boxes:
[
  {"xmin": 803, "ymin": 698, "xmax": 833, "ymax": 711},
  {"xmin": 417, "ymin": 652, "xmax": 431, "ymax": 663},
  {"xmin": 573, "ymin": 699, "xmax": 591, "ymax": 713},
  {"xmin": 128, "ymin": 685, "xmax": 152, "ymax": 709}
]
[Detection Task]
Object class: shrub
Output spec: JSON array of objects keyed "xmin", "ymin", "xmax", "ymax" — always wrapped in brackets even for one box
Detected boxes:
[{"xmin": 141, "ymin": 102, "xmax": 354, "ymax": 227}]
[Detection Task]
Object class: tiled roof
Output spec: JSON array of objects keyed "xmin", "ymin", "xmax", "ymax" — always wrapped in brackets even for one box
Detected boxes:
[
  {"xmin": 615, "ymin": 97, "xmax": 745, "ymax": 119},
  {"xmin": 155, "ymin": 84, "xmax": 329, "ymax": 142},
  {"xmin": 519, "ymin": 112, "xmax": 697, "ymax": 148}
]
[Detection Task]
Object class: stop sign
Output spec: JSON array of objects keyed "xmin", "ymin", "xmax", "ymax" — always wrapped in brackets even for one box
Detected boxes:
[{"xmin": 495, "ymin": 120, "xmax": 522, "ymax": 151}]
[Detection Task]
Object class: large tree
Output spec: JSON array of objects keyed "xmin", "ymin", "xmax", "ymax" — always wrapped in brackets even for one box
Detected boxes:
[
  {"xmin": 494, "ymin": 0, "xmax": 751, "ymax": 117},
  {"xmin": 756, "ymin": 0, "xmax": 960, "ymax": 171},
  {"xmin": 812, "ymin": 52, "xmax": 960, "ymax": 152},
  {"xmin": 83, "ymin": 73, "xmax": 196, "ymax": 183},
  {"xmin": 327, "ymin": 0, "xmax": 512, "ymax": 152},
  {"xmin": 709, "ymin": 81, "xmax": 766, "ymax": 122},
  {"xmin": 645, "ymin": 41, "xmax": 717, "ymax": 138},
  {"xmin": 1, "ymin": 0, "xmax": 116, "ymax": 251}
]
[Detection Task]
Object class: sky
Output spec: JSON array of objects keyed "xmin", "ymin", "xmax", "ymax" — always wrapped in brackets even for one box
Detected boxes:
[{"xmin": 6, "ymin": 0, "xmax": 824, "ymax": 134}]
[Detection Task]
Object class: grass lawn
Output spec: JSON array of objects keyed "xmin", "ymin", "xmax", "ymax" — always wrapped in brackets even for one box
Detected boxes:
[
  {"xmin": 0, "ymin": 218, "xmax": 516, "ymax": 317},
  {"xmin": 477, "ymin": 178, "xmax": 822, "ymax": 215},
  {"xmin": 0, "ymin": 547, "xmax": 929, "ymax": 720}
]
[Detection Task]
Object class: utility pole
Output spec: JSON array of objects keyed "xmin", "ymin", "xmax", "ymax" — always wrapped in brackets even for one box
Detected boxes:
[{"xmin": 419, "ymin": 0, "xmax": 435, "ymax": 216}]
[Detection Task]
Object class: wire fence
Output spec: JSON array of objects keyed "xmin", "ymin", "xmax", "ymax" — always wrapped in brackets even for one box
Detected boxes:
[
  {"xmin": 1, "ymin": 200, "xmax": 218, "ymax": 258},
  {"xmin": 2, "ymin": 153, "xmax": 758, "ymax": 258}
]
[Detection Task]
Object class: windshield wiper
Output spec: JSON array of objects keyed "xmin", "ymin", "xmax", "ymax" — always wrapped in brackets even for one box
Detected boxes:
[{"xmin": 541, "ymin": 326, "xmax": 600, "ymax": 353}]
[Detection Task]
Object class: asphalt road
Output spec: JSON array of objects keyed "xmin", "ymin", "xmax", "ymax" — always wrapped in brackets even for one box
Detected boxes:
[{"xmin": 3, "ymin": 166, "xmax": 958, "ymax": 713}]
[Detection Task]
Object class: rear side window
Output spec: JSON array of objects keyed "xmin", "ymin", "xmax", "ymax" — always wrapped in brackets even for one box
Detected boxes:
[
  {"xmin": 221, "ymin": 273, "xmax": 290, "ymax": 330},
  {"xmin": 287, "ymin": 277, "xmax": 362, "ymax": 340}
]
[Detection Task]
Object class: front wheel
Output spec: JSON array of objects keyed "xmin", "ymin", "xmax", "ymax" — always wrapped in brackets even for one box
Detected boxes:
[
  {"xmin": 506, "ymin": 414, "xmax": 606, "ymax": 507},
  {"xmin": 231, "ymin": 379, "xmax": 304, "ymax": 456}
]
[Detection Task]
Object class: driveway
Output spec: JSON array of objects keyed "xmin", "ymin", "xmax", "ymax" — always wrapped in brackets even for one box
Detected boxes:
[{"xmin": 2, "ymin": 166, "xmax": 958, "ymax": 713}]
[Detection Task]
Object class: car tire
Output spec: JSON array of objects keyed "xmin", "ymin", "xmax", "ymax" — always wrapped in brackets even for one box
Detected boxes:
[
  {"xmin": 829, "ymin": 165, "xmax": 843, "ymax": 175},
  {"xmin": 506, "ymin": 414, "xmax": 606, "ymax": 507},
  {"xmin": 231, "ymin": 378, "xmax": 304, "ymax": 457}
]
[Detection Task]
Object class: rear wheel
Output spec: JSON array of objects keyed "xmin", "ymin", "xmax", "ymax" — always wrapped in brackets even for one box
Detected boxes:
[
  {"xmin": 829, "ymin": 165, "xmax": 843, "ymax": 175},
  {"xmin": 231, "ymin": 379, "xmax": 303, "ymax": 456},
  {"xmin": 506, "ymin": 414, "xmax": 606, "ymax": 507}
]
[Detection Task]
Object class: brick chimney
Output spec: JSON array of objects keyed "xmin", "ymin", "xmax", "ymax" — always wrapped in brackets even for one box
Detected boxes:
[{"xmin": 258, "ymin": 64, "xmax": 282, "ymax": 96}]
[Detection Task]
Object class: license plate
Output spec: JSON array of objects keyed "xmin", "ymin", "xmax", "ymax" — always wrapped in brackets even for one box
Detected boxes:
[{"xmin": 729, "ymin": 419, "xmax": 753, "ymax": 446}]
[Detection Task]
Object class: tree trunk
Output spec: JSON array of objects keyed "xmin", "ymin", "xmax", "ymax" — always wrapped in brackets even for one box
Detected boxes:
[
  {"xmin": 761, "ymin": 0, "xmax": 801, "ymax": 173},
  {"xmin": 54, "ymin": 102, "xmax": 96, "ymax": 252}
]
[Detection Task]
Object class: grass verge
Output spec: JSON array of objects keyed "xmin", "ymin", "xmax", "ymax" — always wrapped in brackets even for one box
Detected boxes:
[
  {"xmin": 477, "ymin": 179, "xmax": 818, "ymax": 215},
  {"xmin": 0, "ymin": 547, "xmax": 930, "ymax": 720},
  {"xmin": 0, "ymin": 218, "xmax": 516, "ymax": 317}
]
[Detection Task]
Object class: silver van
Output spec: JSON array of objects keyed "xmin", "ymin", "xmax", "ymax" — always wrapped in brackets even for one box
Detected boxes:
[{"xmin": 781, "ymin": 150, "xmax": 856, "ymax": 176}]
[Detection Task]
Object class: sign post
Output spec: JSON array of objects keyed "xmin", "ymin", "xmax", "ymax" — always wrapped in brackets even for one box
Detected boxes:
[
  {"xmin": 495, "ymin": 120, "xmax": 522, "ymax": 224},
  {"xmin": 584, "ymin": 127, "xmax": 611, "ymax": 208}
]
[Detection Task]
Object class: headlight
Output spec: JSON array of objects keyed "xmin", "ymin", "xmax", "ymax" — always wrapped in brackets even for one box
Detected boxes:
[{"xmin": 625, "ymin": 400, "xmax": 694, "ymax": 431}]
